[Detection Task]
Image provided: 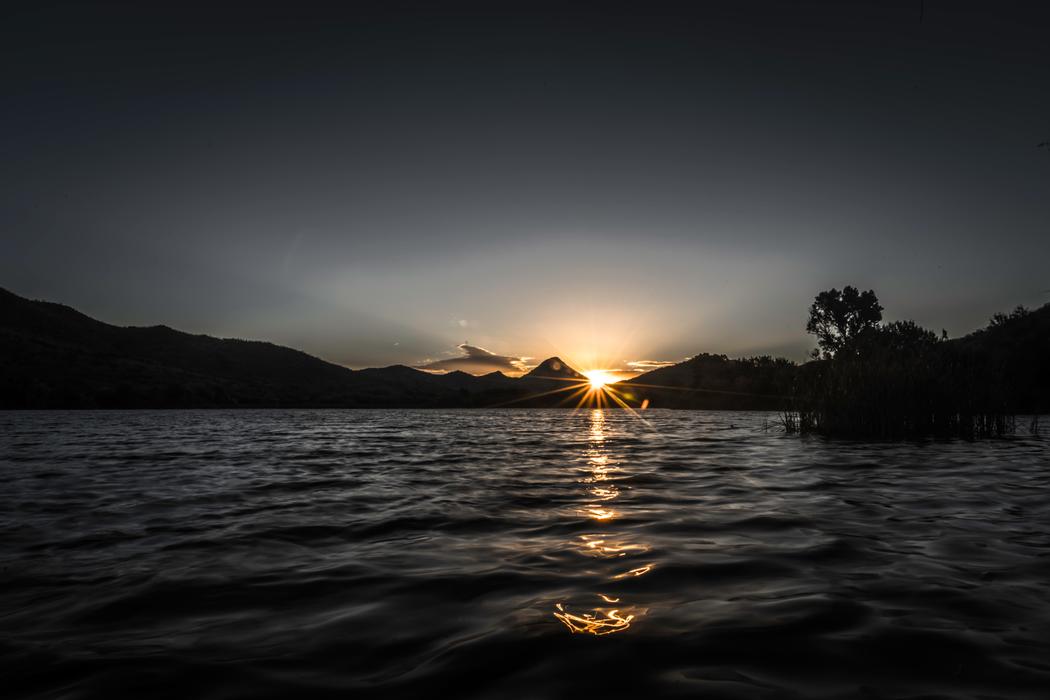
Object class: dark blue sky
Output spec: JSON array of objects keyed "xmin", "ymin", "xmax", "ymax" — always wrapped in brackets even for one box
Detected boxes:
[{"xmin": 3, "ymin": 1, "xmax": 1048, "ymax": 374}]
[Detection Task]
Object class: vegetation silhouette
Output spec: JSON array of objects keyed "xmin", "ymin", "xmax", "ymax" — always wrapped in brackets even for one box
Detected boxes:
[
  {"xmin": 786, "ymin": 289, "xmax": 1049, "ymax": 439},
  {"xmin": 805, "ymin": 286, "xmax": 883, "ymax": 359}
]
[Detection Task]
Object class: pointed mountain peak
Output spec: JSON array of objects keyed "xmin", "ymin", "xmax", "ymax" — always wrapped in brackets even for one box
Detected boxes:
[{"xmin": 525, "ymin": 356, "xmax": 584, "ymax": 380}]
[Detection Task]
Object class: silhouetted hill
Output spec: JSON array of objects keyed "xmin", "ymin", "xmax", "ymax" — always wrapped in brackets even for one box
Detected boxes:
[
  {"xmin": 0, "ymin": 288, "xmax": 454, "ymax": 408},
  {"xmin": 621, "ymin": 354, "xmax": 796, "ymax": 410},
  {"xmin": 0, "ymin": 287, "xmax": 356, "ymax": 393},
  {"xmin": 0, "ymin": 288, "xmax": 578, "ymax": 408},
  {"xmin": 436, "ymin": 370, "xmax": 517, "ymax": 391},
  {"xmin": 524, "ymin": 357, "xmax": 585, "ymax": 381},
  {"xmin": 483, "ymin": 356, "xmax": 588, "ymax": 407},
  {"xmin": 952, "ymin": 303, "xmax": 1050, "ymax": 414},
  {"xmin": 3, "ymin": 287, "xmax": 1046, "ymax": 417}
]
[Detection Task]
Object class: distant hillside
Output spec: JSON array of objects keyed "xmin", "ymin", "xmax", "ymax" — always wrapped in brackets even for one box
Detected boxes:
[
  {"xmin": 0, "ymin": 288, "xmax": 590, "ymax": 409},
  {"xmin": 621, "ymin": 354, "xmax": 796, "ymax": 410},
  {"xmin": 0, "ymin": 288, "xmax": 458, "ymax": 408},
  {"xmin": 952, "ymin": 303, "xmax": 1050, "ymax": 414}
]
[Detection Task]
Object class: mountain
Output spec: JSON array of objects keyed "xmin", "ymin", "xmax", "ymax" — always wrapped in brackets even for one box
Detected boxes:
[
  {"xmin": 952, "ymin": 303, "xmax": 1050, "ymax": 414},
  {"xmin": 621, "ymin": 353, "xmax": 796, "ymax": 410},
  {"xmin": 0, "ymin": 287, "xmax": 573, "ymax": 409},
  {"xmin": 481, "ymin": 356, "xmax": 590, "ymax": 407},
  {"xmin": 437, "ymin": 370, "xmax": 517, "ymax": 391},
  {"xmin": 0, "ymin": 287, "xmax": 449, "ymax": 408},
  {"xmin": 523, "ymin": 357, "xmax": 585, "ymax": 381}
]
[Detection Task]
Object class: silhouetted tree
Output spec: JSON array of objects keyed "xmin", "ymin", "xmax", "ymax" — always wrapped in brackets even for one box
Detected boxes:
[
  {"xmin": 806, "ymin": 286, "xmax": 883, "ymax": 358},
  {"xmin": 866, "ymin": 320, "xmax": 939, "ymax": 353},
  {"xmin": 989, "ymin": 305, "xmax": 1030, "ymax": 328}
]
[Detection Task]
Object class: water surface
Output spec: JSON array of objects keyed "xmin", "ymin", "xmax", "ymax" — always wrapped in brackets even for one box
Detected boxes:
[{"xmin": 2, "ymin": 409, "xmax": 1049, "ymax": 699}]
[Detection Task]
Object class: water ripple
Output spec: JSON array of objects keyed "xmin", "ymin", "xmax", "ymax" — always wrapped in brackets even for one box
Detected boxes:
[{"xmin": 1, "ymin": 408, "xmax": 1049, "ymax": 699}]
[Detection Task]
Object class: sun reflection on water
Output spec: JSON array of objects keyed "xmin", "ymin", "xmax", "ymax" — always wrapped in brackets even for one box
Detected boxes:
[
  {"xmin": 553, "ymin": 409, "xmax": 652, "ymax": 636},
  {"xmin": 575, "ymin": 534, "xmax": 650, "ymax": 558},
  {"xmin": 554, "ymin": 600, "xmax": 638, "ymax": 636},
  {"xmin": 612, "ymin": 564, "xmax": 652, "ymax": 579},
  {"xmin": 578, "ymin": 505, "xmax": 618, "ymax": 521}
]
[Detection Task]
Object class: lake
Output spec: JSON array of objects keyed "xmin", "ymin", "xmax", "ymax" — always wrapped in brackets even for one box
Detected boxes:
[{"xmin": 2, "ymin": 409, "xmax": 1049, "ymax": 699}]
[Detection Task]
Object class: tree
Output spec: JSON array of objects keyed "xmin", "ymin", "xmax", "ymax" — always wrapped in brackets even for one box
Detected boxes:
[
  {"xmin": 863, "ymin": 320, "xmax": 939, "ymax": 354},
  {"xmin": 806, "ymin": 286, "xmax": 883, "ymax": 358},
  {"xmin": 989, "ymin": 305, "xmax": 1030, "ymax": 329}
]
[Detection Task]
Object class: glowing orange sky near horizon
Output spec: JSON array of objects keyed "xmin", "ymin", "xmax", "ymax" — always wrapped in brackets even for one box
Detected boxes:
[{"xmin": 411, "ymin": 302, "xmax": 685, "ymax": 380}]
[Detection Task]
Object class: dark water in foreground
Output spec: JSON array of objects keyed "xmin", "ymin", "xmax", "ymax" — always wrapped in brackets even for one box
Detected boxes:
[{"xmin": 2, "ymin": 410, "xmax": 1049, "ymax": 699}]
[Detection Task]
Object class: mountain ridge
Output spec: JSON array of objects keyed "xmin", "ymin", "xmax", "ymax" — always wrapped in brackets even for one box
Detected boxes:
[
  {"xmin": 2, "ymin": 287, "xmax": 1047, "ymax": 412},
  {"xmin": 0, "ymin": 287, "xmax": 593, "ymax": 408}
]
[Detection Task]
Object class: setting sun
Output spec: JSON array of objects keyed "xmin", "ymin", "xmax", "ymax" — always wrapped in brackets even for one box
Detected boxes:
[{"xmin": 584, "ymin": 370, "xmax": 616, "ymax": 389}]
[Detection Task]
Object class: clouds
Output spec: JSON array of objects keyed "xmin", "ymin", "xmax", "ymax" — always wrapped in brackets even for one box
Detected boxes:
[
  {"xmin": 416, "ymin": 344, "xmax": 531, "ymax": 376},
  {"xmin": 626, "ymin": 360, "xmax": 678, "ymax": 371}
]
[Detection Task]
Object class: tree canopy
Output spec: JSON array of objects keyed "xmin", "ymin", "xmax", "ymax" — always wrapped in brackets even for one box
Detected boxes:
[{"xmin": 806, "ymin": 286, "xmax": 883, "ymax": 358}]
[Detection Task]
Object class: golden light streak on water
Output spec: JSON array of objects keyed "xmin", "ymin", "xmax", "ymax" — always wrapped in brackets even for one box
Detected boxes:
[
  {"xmin": 612, "ymin": 565, "xmax": 652, "ymax": 579},
  {"xmin": 553, "ymin": 602, "xmax": 636, "ymax": 636},
  {"xmin": 576, "ymin": 535, "xmax": 650, "ymax": 558},
  {"xmin": 553, "ymin": 407, "xmax": 652, "ymax": 636},
  {"xmin": 579, "ymin": 506, "xmax": 618, "ymax": 521}
]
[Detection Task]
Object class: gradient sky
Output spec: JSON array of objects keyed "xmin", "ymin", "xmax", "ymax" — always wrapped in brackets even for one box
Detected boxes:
[{"xmin": 3, "ymin": 1, "xmax": 1049, "ymax": 376}]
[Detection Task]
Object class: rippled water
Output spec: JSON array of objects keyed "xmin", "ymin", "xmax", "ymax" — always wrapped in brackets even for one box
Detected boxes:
[{"xmin": 2, "ymin": 409, "xmax": 1049, "ymax": 699}]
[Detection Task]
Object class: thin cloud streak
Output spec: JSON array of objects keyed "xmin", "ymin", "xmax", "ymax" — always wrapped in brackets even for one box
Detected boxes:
[
  {"xmin": 626, "ymin": 360, "xmax": 678, "ymax": 371},
  {"xmin": 416, "ymin": 344, "xmax": 531, "ymax": 376}
]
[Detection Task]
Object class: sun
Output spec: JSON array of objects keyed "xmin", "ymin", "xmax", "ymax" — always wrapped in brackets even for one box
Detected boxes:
[
  {"xmin": 584, "ymin": 369, "xmax": 616, "ymax": 389},
  {"xmin": 500, "ymin": 361, "xmax": 643, "ymax": 412}
]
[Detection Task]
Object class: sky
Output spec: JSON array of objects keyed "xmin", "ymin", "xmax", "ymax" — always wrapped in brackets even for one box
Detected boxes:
[{"xmin": 3, "ymin": 1, "xmax": 1049, "ymax": 377}]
